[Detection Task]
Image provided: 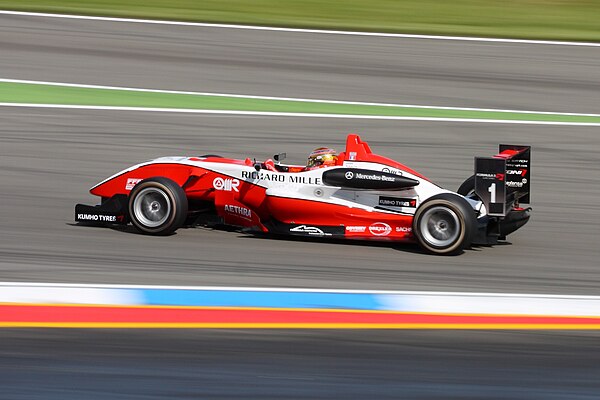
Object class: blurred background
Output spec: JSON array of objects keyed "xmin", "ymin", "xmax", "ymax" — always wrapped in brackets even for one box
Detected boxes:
[{"xmin": 1, "ymin": 0, "xmax": 599, "ymax": 41}]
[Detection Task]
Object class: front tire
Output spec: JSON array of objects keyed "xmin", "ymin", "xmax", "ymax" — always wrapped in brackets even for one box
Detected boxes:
[
  {"xmin": 128, "ymin": 177, "xmax": 188, "ymax": 235},
  {"xmin": 413, "ymin": 194, "xmax": 475, "ymax": 255}
]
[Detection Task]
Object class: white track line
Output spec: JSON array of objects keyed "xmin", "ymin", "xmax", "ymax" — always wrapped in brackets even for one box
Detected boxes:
[
  {"xmin": 1, "ymin": 10, "xmax": 599, "ymax": 47},
  {"xmin": 2, "ymin": 281, "xmax": 599, "ymax": 298},
  {"xmin": 3, "ymin": 78, "xmax": 599, "ymax": 118},
  {"xmin": 2, "ymin": 103, "xmax": 599, "ymax": 126}
]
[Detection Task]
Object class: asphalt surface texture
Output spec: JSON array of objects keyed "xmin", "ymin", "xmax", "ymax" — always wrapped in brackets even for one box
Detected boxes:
[
  {"xmin": 2, "ymin": 109, "xmax": 598, "ymax": 293},
  {"xmin": 1, "ymin": 13, "xmax": 600, "ymax": 399},
  {"xmin": 2, "ymin": 329, "xmax": 600, "ymax": 399}
]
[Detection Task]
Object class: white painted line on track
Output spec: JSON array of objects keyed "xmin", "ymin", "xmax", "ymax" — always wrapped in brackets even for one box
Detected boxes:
[
  {"xmin": 3, "ymin": 78, "xmax": 599, "ymax": 118},
  {"xmin": 1, "ymin": 10, "xmax": 599, "ymax": 47},
  {"xmin": 2, "ymin": 103, "xmax": 600, "ymax": 126},
  {"xmin": 2, "ymin": 281, "xmax": 599, "ymax": 299}
]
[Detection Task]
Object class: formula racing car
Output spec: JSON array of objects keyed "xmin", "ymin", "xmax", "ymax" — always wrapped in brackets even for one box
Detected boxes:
[{"xmin": 75, "ymin": 134, "xmax": 531, "ymax": 255}]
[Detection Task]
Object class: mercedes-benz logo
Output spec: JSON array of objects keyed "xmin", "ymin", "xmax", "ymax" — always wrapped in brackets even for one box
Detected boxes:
[{"xmin": 345, "ymin": 171, "xmax": 354, "ymax": 179}]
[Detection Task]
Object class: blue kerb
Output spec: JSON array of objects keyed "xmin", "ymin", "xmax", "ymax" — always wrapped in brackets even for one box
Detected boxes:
[{"xmin": 141, "ymin": 289, "xmax": 382, "ymax": 310}]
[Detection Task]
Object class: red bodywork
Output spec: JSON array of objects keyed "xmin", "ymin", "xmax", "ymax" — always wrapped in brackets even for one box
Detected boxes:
[{"xmin": 89, "ymin": 134, "xmax": 428, "ymax": 241}]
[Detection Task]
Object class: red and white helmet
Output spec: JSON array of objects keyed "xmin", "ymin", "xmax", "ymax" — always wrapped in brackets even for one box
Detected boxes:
[{"xmin": 307, "ymin": 147, "xmax": 338, "ymax": 168}]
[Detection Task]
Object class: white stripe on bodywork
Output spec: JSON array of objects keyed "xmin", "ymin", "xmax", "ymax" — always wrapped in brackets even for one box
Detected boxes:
[{"xmin": 88, "ymin": 156, "xmax": 439, "ymax": 215}]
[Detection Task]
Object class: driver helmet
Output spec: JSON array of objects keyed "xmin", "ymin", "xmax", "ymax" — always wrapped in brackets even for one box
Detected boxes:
[{"xmin": 307, "ymin": 147, "xmax": 338, "ymax": 168}]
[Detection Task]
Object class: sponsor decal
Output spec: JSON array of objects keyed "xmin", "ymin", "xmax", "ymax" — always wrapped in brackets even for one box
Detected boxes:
[
  {"xmin": 224, "ymin": 204, "xmax": 251, "ymax": 219},
  {"xmin": 382, "ymin": 167, "xmax": 403, "ymax": 176},
  {"xmin": 76, "ymin": 214, "xmax": 117, "ymax": 222},
  {"xmin": 351, "ymin": 172, "xmax": 395, "ymax": 182},
  {"xmin": 495, "ymin": 173, "xmax": 505, "ymax": 181},
  {"xmin": 506, "ymin": 180, "xmax": 527, "ymax": 188},
  {"xmin": 290, "ymin": 225, "xmax": 332, "ymax": 236},
  {"xmin": 323, "ymin": 168, "xmax": 418, "ymax": 189},
  {"xmin": 345, "ymin": 226, "xmax": 366, "ymax": 233},
  {"xmin": 241, "ymin": 171, "xmax": 321, "ymax": 185},
  {"xmin": 395, "ymin": 226, "xmax": 412, "ymax": 233},
  {"xmin": 213, "ymin": 177, "xmax": 240, "ymax": 192},
  {"xmin": 506, "ymin": 169, "xmax": 528, "ymax": 177},
  {"xmin": 241, "ymin": 170, "xmax": 285, "ymax": 182},
  {"xmin": 378, "ymin": 196, "xmax": 417, "ymax": 208},
  {"xmin": 348, "ymin": 152, "xmax": 357, "ymax": 161},
  {"xmin": 369, "ymin": 222, "xmax": 392, "ymax": 236},
  {"xmin": 287, "ymin": 175, "xmax": 321, "ymax": 184},
  {"xmin": 125, "ymin": 178, "xmax": 142, "ymax": 190}
]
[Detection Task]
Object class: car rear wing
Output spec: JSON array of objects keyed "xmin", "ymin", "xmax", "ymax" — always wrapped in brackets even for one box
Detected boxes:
[{"xmin": 474, "ymin": 145, "xmax": 531, "ymax": 217}]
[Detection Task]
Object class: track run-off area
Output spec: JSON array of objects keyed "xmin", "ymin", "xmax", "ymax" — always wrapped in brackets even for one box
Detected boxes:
[{"xmin": 1, "ymin": 10, "xmax": 600, "ymax": 398}]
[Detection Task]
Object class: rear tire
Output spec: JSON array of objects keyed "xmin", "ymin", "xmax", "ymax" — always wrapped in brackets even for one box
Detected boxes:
[
  {"xmin": 413, "ymin": 193, "xmax": 475, "ymax": 255},
  {"xmin": 457, "ymin": 175, "xmax": 475, "ymax": 197},
  {"xmin": 128, "ymin": 177, "xmax": 188, "ymax": 235}
]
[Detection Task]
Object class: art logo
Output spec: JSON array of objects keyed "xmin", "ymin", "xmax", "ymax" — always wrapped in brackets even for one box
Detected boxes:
[{"xmin": 213, "ymin": 177, "xmax": 240, "ymax": 192}]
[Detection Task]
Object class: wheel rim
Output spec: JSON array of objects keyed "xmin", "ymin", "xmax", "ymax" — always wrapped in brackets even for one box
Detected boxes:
[
  {"xmin": 133, "ymin": 187, "xmax": 171, "ymax": 228},
  {"xmin": 419, "ymin": 206, "xmax": 461, "ymax": 248}
]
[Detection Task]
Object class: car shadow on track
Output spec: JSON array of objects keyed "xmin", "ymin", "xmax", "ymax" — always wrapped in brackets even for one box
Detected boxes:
[
  {"xmin": 68, "ymin": 222, "xmax": 510, "ymax": 255},
  {"xmin": 69, "ymin": 222, "xmax": 178, "ymax": 236}
]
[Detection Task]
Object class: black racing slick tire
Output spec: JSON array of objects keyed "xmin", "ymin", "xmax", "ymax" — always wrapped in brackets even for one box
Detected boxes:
[
  {"xmin": 128, "ymin": 177, "xmax": 188, "ymax": 235},
  {"xmin": 457, "ymin": 175, "xmax": 476, "ymax": 197},
  {"xmin": 412, "ymin": 193, "xmax": 476, "ymax": 255}
]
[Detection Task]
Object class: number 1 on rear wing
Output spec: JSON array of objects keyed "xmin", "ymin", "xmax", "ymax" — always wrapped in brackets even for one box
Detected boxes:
[{"xmin": 475, "ymin": 145, "xmax": 531, "ymax": 217}]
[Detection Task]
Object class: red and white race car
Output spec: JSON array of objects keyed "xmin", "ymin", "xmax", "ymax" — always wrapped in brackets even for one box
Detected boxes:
[{"xmin": 75, "ymin": 134, "xmax": 531, "ymax": 255}]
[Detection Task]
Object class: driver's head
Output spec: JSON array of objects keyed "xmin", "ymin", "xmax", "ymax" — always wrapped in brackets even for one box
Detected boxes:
[{"xmin": 307, "ymin": 147, "xmax": 338, "ymax": 168}]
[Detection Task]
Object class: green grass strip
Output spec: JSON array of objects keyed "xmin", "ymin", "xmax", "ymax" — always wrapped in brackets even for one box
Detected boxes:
[
  {"xmin": 1, "ymin": 82, "xmax": 599, "ymax": 124},
  {"xmin": 1, "ymin": 1, "xmax": 599, "ymax": 42}
]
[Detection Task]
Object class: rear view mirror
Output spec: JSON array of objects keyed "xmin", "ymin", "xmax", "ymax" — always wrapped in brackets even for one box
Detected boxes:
[{"xmin": 273, "ymin": 152, "xmax": 286, "ymax": 163}]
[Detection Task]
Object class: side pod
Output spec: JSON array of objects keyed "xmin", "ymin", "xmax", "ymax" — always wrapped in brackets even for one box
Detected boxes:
[{"xmin": 322, "ymin": 168, "xmax": 419, "ymax": 190}]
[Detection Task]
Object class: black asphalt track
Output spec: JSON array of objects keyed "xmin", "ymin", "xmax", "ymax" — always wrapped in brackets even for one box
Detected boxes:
[
  {"xmin": 2, "ymin": 329, "xmax": 600, "ymax": 399},
  {"xmin": 1, "ymin": 109, "xmax": 598, "ymax": 294}
]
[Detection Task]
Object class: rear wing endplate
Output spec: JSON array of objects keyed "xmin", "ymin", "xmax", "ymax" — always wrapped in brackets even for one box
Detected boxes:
[{"xmin": 475, "ymin": 145, "xmax": 531, "ymax": 217}]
